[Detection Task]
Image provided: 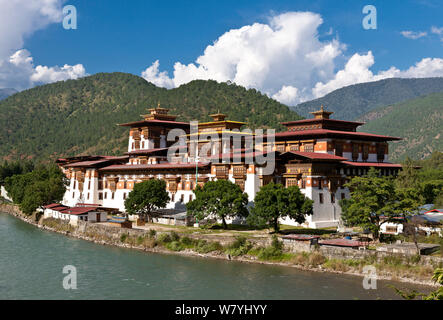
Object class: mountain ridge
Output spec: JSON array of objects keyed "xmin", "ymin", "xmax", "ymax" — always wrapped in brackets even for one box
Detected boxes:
[
  {"xmin": 0, "ymin": 88, "xmax": 17, "ymax": 100},
  {"xmin": 292, "ymin": 77, "xmax": 443, "ymax": 121},
  {"xmin": 359, "ymin": 92, "xmax": 443, "ymax": 161},
  {"xmin": 0, "ymin": 72, "xmax": 301, "ymax": 163}
]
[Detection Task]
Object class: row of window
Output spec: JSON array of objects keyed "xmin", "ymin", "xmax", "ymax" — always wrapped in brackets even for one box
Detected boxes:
[{"xmin": 73, "ymin": 191, "xmax": 195, "ymax": 203}]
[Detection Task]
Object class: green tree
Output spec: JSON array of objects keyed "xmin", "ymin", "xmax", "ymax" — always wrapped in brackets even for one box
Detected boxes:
[
  {"xmin": 124, "ymin": 179, "xmax": 170, "ymax": 222},
  {"xmin": 186, "ymin": 179, "xmax": 249, "ymax": 229},
  {"xmin": 340, "ymin": 168, "xmax": 399, "ymax": 240},
  {"xmin": 395, "ymin": 157, "xmax": 419, "ymax": 189},
  {"xmin": 4, "ymin": 165, "xmax": 67, "ymax": 215},
  {"xmin": 248, "ymin": 183, "xmax": 313, "ymax": 233}
]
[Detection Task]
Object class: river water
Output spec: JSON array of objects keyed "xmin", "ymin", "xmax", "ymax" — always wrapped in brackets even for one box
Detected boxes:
[{"xmin": 0, "ymin": 212, "xmax": 433, "ymax": 300}]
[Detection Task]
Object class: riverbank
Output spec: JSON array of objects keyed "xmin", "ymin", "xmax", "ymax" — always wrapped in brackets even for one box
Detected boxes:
[{"xmin": 1, "ymin": 203, "xmax": 441, "ymax": 288}]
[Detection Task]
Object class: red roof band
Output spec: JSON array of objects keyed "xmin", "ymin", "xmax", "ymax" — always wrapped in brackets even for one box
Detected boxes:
[{"xmin": 267, "ymin": 128, "xmax": 401, "ymax": 141}]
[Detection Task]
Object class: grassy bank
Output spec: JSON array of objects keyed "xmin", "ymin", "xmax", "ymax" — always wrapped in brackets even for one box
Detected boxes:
[{"xmin": 117, "ymin": 230, "xmax": 442, "ymax": 282}]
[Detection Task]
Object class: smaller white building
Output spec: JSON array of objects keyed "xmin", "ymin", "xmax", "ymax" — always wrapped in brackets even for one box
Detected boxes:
[{"xmin": 42, "ymin": 203, "xmax": 108, "ymax": 226}]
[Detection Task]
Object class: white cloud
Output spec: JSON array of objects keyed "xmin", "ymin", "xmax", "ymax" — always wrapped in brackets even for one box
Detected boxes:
[
  {"xmin": 400, "ymin": 31, "xmax": 428, "ymax": 40},
  {"xmin": 142, "ymin": 11, "xmax": 443, "ymax": 105},
  {"xmin": 0, "ymin": 0, "xmax": 87, "ymax": 90},
  {"xmin": 0, "ymin": 49, "xmax": 86, "ymax": 90},
  {"xmin": 141, "ymin": 12, "xmax": 344, "ymax": 105},
  {"xmin": 272, "ymin": 86, "xmax": 299, "ymax": 105},
  {"xmin": 0, "ymin": 0, "xmax": 63, "ymax": 60},
  {"xmin": 141, "ymin": 60, "xmax": 175, "ymax": 89},
  {"xmin": 313, "ymin": 52, "xmax": 443, "ymax": 98},
  {"xmin": 431, "ymin": 26, "xmax": 443, "ymax": 35}
]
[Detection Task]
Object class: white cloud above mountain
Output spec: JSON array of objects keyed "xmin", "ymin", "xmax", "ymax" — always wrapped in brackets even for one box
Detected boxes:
[
  {"xmin": 142, "ymin": 12, "xmax": 443, "ymax": 105},
  {"xmin": 400, "ymin": 30, "xmax": 428, "ymax": 39},
  {"xmin": 0, "ymin": 0, "xmax": 86, "ymax": 90}
]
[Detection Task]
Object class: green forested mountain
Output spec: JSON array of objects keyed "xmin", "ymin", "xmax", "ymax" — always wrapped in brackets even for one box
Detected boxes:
[
  {"xmin": 359, "ymin": 92, "xmax": 443, "ymax": 161},
  {"xmin": 0, "ymin": 72, "xmax": 301, "ymax": 163},
  {"xmin": 292, "ymin": 77, "xmax": 443, "ymax": 120},
  {"xmin": 0, "ymin": 88, "xmax": 17, "ymax": 100}
]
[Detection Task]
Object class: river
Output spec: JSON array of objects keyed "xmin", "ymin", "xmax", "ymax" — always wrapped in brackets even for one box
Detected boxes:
[{"xmin": 0, "ymin": 212, "xmax": 433, "ymax": 300}]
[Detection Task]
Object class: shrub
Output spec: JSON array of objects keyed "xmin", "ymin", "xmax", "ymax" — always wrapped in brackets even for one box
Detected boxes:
[
  {"xmin": 195, "ymin": 241, "xmax": 223, "ymax": 253},
  {"xmin": 170, "ymin": 231, "xmax": 180, "ymax": 242},
  {"xmin": 120, "ymin": 233, "xmax": 128, "ymax": 243},
  {"xmin": 255, "ymin": 235, "xmax": 286, "ymax": 261},
  {"xmin": 323, "ymin": 259, "xmax": 349, "ymax": 272},
  {"xmin": 157, "ymin": 233, "xmax": 172, "ymax": 244},
  {"xmin": 142, "ymin": 237, "xmax": 156, "ymax": 249},
  {"xmin": 226, "ymin": 236, "xmax": 253, "ymax": 256},
  {"xmin": 181, "ymin": 236, "xmax": 194, "ymax": 246},
  {"xmin": 257, "ymin": 246, "xmax": 283, "ymax": 260},
  {"xmin": 148, "ymin": 229, "xmax": 157, "ymax": 238},
  {"xmin": 308, "ymin": 252, "xmax": 326, "ymax": 266},
  {"xmin": 166, "ymin": 241, "xmax": 185, "ymax": 251},
  {"xmin": 292, "ymin": 252, "xmax": 310, "ymax": 266},
  {"xmin": 383, "ymin": 255, "xmax": 404, "ymax": 266}
]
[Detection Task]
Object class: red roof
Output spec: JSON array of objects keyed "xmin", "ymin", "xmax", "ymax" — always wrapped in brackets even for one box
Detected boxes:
[
  {"xmin": 280, "ymin": 151, "xmax": 347, "ymax": 161},
  {"xmin": 44, "ymin": 203, "xmax": 63, "ymax": 209},
  {"xmin": 60, "ymin": 207, "xmax": 98, "ymax": 215},
  {"xmin": 64, "ymin": 159, "xmax": 113, "ymax": 168},
  {"xmin": 424, "ymin": 209, "xmax": 443, "ymax": 215},
  {"xmin": 61, "ymin": 156, "xmax": 129, "ymax": 168},
  {"xmin": 270, "ymin": 129, "xmax": 401, "ymax": 141},
  {"xmin": 125, "ymin": 148, "xmax": 169, "ymax": 155},
  {"xmin": 281, "ymin": 118, "xmax": 364, "ymax": 126},
  {"xmin": 99, "ymin": 162, "xmax": 210, "ymax": 171},
  {"xmin": 319, "ymin": 239, "xmax": 367, "ymax": 247},
  {"xmin": 118, "ymin": 119, "xmax": 189, "ymax": 127},
  {"xmin": 342, "ymin": 161, "xmax": 402, "ymax": 168}
]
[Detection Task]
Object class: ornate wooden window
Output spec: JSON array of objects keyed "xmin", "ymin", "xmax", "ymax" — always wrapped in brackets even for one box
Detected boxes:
[
  {"xmin": 352, "ymin": 143, "xmax": 359, "ymax": 161},
  {"xmin": 286, "ymin": 178, "xmax": 298, "ymax": 187},
  {"xmin": 107, "ymin": 178, "xmax": 118, "ymax": 192},
  {"xmin": 362, "ymin": 144, "xmax": 369, "ymax": 161},
  {"xmin": 168, "ymin": 181, "xmax": 177, "ymax": 192},
  {"xmin": 233, "ymin": 165, "xmax": 246, "ymax": 178},
  {"xmin": 275, "ymin": 144, "xmax": 285, "ymax": 153},
  {"xmin": 215, "ymin": 165, "xmax": 229, "ymax": 179},
  {"xmin": 304, "ymin": 143, "xmax": 314, "ymax": 152},
  {"xmin": 289, "ymin": 144, "xmax": 300, "ymax": 152},
  {"xmin": 335, "ymin": 143, "xmax": 343, "ymax": 157},
  {"xmin": 260, "ymin": 176, "xmax": 273, "ymax": 187},
  {"xmin": 235, "ymin": 178, "xmax": 245, "ymax": 191},
  {"xmin": 376, "ymin": 143, "xmax": 385, "ymax": 162}
]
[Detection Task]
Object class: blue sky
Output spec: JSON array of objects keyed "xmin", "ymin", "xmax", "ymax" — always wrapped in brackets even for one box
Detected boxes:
[{"xmin": 1, "ymin": 0, "xmax": 443, "ymax": 105}]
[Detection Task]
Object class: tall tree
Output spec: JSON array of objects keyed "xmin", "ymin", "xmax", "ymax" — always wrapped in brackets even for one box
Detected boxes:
[
  {"xmin": 186, "ymin": 179, "xmax": 249, "ymax": 229},
  {"xmin": 248, "ymin": 183, "xmax": 313, "ymax": 233},
  {"xmin": 340, "ymin": 168, "xmax": 398, "ymax": 240},
  {"xmin": 340, "ymin": 168, "xmax": 424, "ymax": 241},
  {"xmin": 4, "ymin": 165, "xmax": 67, "ymax": 215},
  {"xmin": 124, "ymin": 179, "xmax": 170, "ymax": 222}
]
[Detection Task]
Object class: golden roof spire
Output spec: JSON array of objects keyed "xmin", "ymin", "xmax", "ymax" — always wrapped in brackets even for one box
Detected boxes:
[{"xmin": 310, "ymin": 105, "xmax": 333, "ymax": 119}]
